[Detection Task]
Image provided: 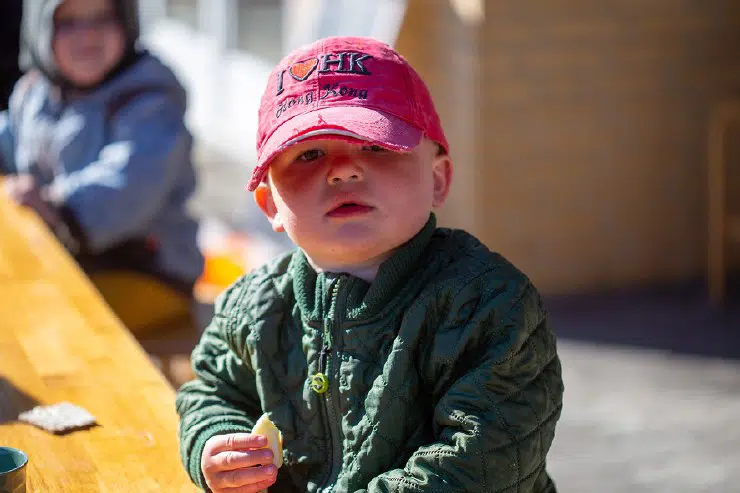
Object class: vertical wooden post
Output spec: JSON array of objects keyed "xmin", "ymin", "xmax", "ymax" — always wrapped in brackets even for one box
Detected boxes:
[{"xmin": 707, "ymin": 102, "xmax": 740, "ymax": 305}]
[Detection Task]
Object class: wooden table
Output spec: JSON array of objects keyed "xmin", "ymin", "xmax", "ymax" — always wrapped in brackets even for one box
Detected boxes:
[{"xmin": 0, "ymin": 192, "xmax": 198, "ymax": 492}]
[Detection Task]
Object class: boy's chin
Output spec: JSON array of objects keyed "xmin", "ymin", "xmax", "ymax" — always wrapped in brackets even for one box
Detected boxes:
[
  {"xmin": 306, "ymin": 242, "xmax": 397, "ymax": 269},
  {"xmin": 63, "ymin": 68, "xmax": 109, "ymax": 88},
  {"xmin": 74, "ymin": 77, "xmax": 105, "ymax": 88}
]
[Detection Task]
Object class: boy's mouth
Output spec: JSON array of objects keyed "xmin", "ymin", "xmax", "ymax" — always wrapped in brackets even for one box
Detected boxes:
[{"xmin": 326, "ymin": 202, "xmax": 374, "ymax": 218}]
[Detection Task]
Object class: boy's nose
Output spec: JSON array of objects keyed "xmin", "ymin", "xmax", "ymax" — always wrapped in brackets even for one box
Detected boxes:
[{"xmin": 327, "ymin": 158, "xmax": 364, "ymax": 185}]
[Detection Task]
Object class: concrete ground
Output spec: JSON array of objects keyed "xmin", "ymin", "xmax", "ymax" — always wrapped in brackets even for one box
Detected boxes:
[
  {"xmin": 544, "ymin": 286, "xmax": 740, "ymax": 493},
  {"xmin": 548, "ymin": 341, "xmax": 740, "ymax": 493}
]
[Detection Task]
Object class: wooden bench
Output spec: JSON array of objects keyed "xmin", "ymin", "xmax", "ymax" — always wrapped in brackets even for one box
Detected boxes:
[{"xmin": 87, "ymin": 270, "xmax": 203, "ymax": 386}]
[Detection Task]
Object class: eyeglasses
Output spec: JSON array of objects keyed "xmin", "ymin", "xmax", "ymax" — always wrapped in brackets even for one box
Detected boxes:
[{"xmin": 54, "ymin": 13, "xmax": 120, "ymax": 35}]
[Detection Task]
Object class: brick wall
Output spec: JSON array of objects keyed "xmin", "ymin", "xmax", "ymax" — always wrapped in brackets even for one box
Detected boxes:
[{"xmin": 397, "ymin": 0, "xmax": 740, "ymax": 294}]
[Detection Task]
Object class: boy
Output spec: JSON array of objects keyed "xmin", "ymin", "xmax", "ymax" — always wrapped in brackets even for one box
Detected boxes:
[
  {"xmin": 0, "ymin": 0, "xmax": 203, "ymax": 310},
  {"xmin": 177, "ymin": 36, "xmax": 563, "ymax": 493}
]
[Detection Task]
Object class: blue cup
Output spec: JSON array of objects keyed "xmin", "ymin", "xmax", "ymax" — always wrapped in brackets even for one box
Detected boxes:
[{"xmin": 0, "ymin": 447, "xmax": 27, "ymax": 493}]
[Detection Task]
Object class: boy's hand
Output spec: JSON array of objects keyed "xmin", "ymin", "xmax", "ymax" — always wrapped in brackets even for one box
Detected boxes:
[
  {"xmin": 4, "ymin": 174, "xmax": 40, "ymax": 205},
  {"xmin": 201, "ymin": 433, "xmax": 278, "ymax": 493},
  {"xmin": 3, "ymin": 175, "xmax": 61, "ymax": 227}
]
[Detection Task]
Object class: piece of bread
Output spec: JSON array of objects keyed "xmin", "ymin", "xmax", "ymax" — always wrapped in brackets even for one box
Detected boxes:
[{"xmin": 252, "ymin": 413, "xmax": 283, "ymax": 468}]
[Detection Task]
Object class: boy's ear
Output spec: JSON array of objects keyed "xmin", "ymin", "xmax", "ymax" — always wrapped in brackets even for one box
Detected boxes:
[
  {"xmin": 431, "ymin": 153, "xmax": 453, "ymax": 208},
  {"xmin": 254, "ymin": 182, "xmax": 285, "ymax": 233}
]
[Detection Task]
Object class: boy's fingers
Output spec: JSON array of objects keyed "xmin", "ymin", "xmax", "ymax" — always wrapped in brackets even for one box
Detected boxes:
[
  {"xmin": 212, "ymin": 449, "xmax": 274, "ymax": 471},
  {"xmin": 218, "ymin": 477, "xmax": 277, "ymax": 493},
  {"xmin": 207, "ymin": 433, "xmax": 268, "ymax": 454},
  {"xmin": 211, "ymin": 464, "xmax": 278, "ymax": 490}
]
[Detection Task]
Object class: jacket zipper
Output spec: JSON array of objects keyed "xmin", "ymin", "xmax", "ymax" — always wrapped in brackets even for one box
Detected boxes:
[{"xmin": 316, "ymin": 275, "xmax": 345, "ymax": 491}]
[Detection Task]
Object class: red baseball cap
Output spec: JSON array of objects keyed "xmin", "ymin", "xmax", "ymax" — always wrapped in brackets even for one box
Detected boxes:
[{"xmin": 247, "ymin": 36, "xmax": 449, "ymax": 191}]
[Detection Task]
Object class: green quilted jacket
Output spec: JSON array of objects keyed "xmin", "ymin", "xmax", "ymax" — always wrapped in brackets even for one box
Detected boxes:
[{"xmin": 176, "ymin": 215, "xmax": 563, "ymax": 492}]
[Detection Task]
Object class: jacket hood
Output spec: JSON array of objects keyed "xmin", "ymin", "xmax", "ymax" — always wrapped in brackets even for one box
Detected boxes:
[
  {"xmin": 85, "ymin": 51, "xmax": 188, "ymax": 115},
  {"xmin": 20, "ymin": 0, "xmax": 140, "ymax": 89}
]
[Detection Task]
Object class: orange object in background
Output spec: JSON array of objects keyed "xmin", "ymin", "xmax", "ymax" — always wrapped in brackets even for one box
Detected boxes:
[
  {"xmin": 200, "ymin": 252, "xmax": 244, "ymax": 286},
  {"xmin": 200, "ymin": 238, "xmax": 249, "ymax": 286},
  {"xmin": 193, "ymin": 217, "xmax": 295, "ymax": 304},
  {"xmin": 194, "ymin": 220, "xmax": 251, "ymax": 303}
]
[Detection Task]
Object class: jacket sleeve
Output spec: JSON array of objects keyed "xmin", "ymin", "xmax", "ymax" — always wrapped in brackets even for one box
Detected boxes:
[
  {"xmin": 48, "ymin": 91, "xmax": 193, "ymax": 252},
  {"xmin": 364, "ymin": 278, "xmax": 564, "ymax": 493},
  {"xmin": 176, "ymin": 277, "xmax": 264, "ymax": 490},
  {"xmin": 1, "ymin": 71, "xmax": 47, "ymax": 174}
]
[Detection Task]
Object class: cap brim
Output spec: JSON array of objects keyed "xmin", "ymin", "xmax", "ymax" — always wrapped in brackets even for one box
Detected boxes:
[{"xmin": 247, "ymin": 106, "xmax": 423, "ymax": 191}]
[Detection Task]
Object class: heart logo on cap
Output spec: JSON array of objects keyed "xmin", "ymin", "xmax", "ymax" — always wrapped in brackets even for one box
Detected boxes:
[{"xmin": 289, "ymin": 58, "xmax": 318, "ymax": 81}]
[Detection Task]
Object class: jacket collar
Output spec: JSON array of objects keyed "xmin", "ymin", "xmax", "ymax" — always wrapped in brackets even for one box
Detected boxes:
[{"xmin": 291, "ymin": 213, "xmax": 437, "ymax": 322}]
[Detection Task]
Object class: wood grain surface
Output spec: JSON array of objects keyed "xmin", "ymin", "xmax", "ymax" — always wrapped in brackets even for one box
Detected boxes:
[{"xmin": 0, "ymin": 192, "xmax": 198, "ymax": 492}]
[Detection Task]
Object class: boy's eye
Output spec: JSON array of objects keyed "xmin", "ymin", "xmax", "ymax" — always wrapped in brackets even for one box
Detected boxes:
[
  {"xmin": 361, "ymin": 145, "xmax": 387, "ymax": 153},
  {"xmin": 296, "ymin": 149, "xmax": 325, "ymax": 162}
]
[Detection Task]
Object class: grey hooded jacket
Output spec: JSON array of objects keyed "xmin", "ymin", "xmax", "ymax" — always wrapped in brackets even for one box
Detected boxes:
[{"xmin": 1, "ymin": 0, "xmax": 203, "ymax": 285}]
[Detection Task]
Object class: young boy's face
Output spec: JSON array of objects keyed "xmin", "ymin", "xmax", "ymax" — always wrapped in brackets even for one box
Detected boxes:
[
  {"xmin": 255, "ymin": 138, "xmax": 452, "ymax": 270},
  {"xmin": 52, "ymin": 0, "xmax": 125, "ymax": 88}
]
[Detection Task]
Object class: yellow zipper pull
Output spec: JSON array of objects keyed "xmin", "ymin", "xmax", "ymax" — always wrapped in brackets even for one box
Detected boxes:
[{"xmin": 311, "ymin": 373, "xmax": 329, "ymax": 394}]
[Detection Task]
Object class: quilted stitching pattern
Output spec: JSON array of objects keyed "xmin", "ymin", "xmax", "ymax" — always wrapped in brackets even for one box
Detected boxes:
[{"xmin": 177, "ymin": 220, "xmax": 563, "ymax": 493}]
